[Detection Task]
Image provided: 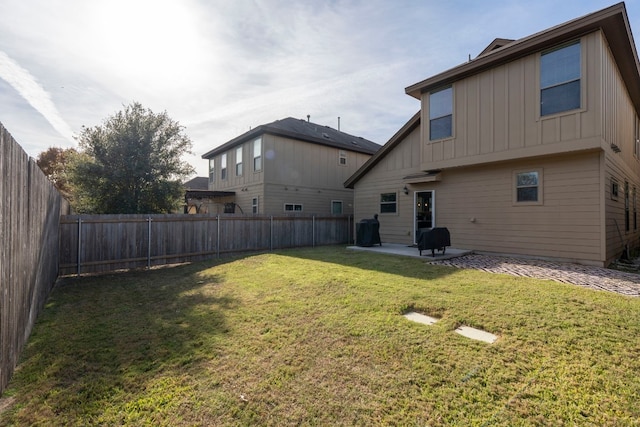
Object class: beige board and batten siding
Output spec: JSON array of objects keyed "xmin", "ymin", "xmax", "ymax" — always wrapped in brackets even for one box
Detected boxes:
[
  {"xmin": 262, "ymin": 133, "xmax": 370, "ymax": 215},
  {"xmin": 420, "ymin": 32, "xmax": 604, "ymax": 171},
  {"xmin": 263, "ymin": 134, "xmax": 371, "ymax": 188},
  {"xmin": 263, "ymin": 183, "xmax": 355, "ymax": 215},
  {"xmin": 353, "ymin": 124, "xmax": 422, "ymax": 238},
  {"xmin": 208, "ymin": 140, "xmax": 264, "ymax": 191}
]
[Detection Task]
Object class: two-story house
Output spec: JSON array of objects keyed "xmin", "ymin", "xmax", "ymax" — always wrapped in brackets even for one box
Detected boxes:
[
  {"xmin": 202, "ymin": 117, "xmax": 380, "ymax": 215},
  {"xmin": 345, "ymin": 3, "xmax": 640, "ymax": 267}
]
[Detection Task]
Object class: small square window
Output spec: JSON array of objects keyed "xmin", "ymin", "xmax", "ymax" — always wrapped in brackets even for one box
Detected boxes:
[
  {"xmin": 514, "ymin": 170, "xmax": 543, "ymax": 205},
  {"xmin": 331, "ymin": 200, "xmax": 343, "ymax": 214},
  {"xmin": 284, "ymin": 203, "xmax": 303, "ymax": 212},
  {"xmin": 611, "ymin": 178, "xmax": 619, "ymax": 200},
  {"xmin": 380, "ymin": 193, "xmax": 397, "ymax": 213},
  {"xmin": 338, "ymin": 150, "xmax": 347, "ymax": 166}
]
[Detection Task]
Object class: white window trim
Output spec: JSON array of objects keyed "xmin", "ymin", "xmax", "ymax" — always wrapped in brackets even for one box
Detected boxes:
[
  {"xmin": 253, "ymin": 138, "xmax": 262, "ymax": 172},
  {"xmin": 208, "ymin": 158, "xmax": 215, "ymax": 183},
  {"xmin": 338, "ymin": 150, "xmax": 347, "ymax": 166},
  {"xmin": 221, "ymin": 153, "xmax": 227, "ymax": 180},
  {"xmin": 284, "ymin": 203, "xmax": 303, "ymax": 212},
  {"xmin": 513, "ymin": 168, "xmax": 544, "ymax": 206},
  {"xmin": 379, "ymin": 192, "xmax": 398, "ymax": 215},
  {"xmin": 236, "ymin": 146, "xmax": 243, "ymax": 176},
  {"xmin": 537, "ymin": 39, "xmax": 586, "ymax": 120},
  {"xmin": 428, "ymin": 85, "xmax": 454, "ymax": 142}
]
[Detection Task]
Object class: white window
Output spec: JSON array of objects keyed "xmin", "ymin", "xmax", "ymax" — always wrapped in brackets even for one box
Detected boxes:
[
  {"xmin": 514, "ymin": 170, "xmax": 543, "ymax": 205},
  {"xmin": 235, "ymin": 146, "xmax": 243, "ymax": 176},
  {"xmin": 611, "ymin": 177, "xmax": 619, "ymax": 200},
  {"xmin": 635, "ymin": 115, "xmax": 640, "ymax": 158},
  {"xmin": 284, "ymin": 203, "xmax": 303, "ymax": 212},
  {"xmin": 338, "ymin": 150, "xmax": 347, "ymax": 166},
  {"xmin": 253, "ymin": 138, "xmax": 262, "ymax": 171},
  {"xmin": 221, "ymin": 153, "xmax": 227, "ymax": 180},
  {"xmin": 331, "ymin": 200, "xmax": 343, "ymax": 214},
  {"xmin": 429, "ymin": 86, "xmax": 453, "ymax": 140},
  {"xmin": 380, "ymin": 193, "xmax": 397, "ymax": 213},
  {"xmin": 208, "ymin": 158, "xmax": 215, "ymax": 183},
  {"xmin": 252, "ymin": 197, "xmax": 259, "ymax": 214},
  {"xmin": 540, "ymin": 41, "xmax": 581, "ymax": 116}
]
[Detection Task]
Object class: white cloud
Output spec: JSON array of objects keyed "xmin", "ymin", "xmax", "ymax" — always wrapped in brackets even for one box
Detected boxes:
[
  {"xmin": 0, "ymin": 0, "xmax": 637, "ymax": 178},
  {"xmin": 0, "ymin": 51, "xmax": 75, "ymax": 142}
]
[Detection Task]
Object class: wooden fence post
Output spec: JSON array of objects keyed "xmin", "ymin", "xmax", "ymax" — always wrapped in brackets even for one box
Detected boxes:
[
  {"xmin": 216, "ymin": 215, "xmax": 220, "ymax": 259},
  {"xmin": 77, "ymin": 217, "xmax": 82, "ymax": 277},
  {"xmin": 270, "ymin": 216, "xmax": 273, "ymax": 251},
  {"xmin": 147, "ymin": 216, "xmax": 152, "ymax": 269},
  {"xmin": 312, "ymin": 215, "xmax": 316, "ymax": 248}
]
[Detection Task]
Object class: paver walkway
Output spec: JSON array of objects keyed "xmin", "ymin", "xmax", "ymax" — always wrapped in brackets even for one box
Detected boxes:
[{"xmin": 429, "ymin": 254, "xmax": 640, "ymax": 297}]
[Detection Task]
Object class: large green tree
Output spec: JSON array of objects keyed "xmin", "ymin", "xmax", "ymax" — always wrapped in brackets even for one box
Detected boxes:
[{"xmin": 71, "ymin": 102, "xmax": 194, "ymax": 213}]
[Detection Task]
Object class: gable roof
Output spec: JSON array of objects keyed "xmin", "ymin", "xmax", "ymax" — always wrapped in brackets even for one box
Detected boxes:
[
  {"xmin": 476, "ymin": 38, "xmax": 515, "ymax": 58},
  {"xmin": 344, "ymin": 111, "xmax": 421, "ymax": 189},
  {"xmin": 183, "ymin": 176, "xmax": 209, "ymax": 190},
  {"xmin": 405, "ymin": 3, "xmax": 640, "ymax": 115},
  {"xmin": 202, "ymin": 117, "xmax": 381, "ymax": 159}
]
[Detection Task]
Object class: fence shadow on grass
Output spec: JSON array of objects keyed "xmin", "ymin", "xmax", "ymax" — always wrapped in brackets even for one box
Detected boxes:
[{"xmin": 3, "ymin": 260, "xmax": 239, "ymax": 422}]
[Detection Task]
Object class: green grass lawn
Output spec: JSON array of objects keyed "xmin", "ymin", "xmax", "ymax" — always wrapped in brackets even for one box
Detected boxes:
[{"xmin": 2, "ymin": 246, "xmax": 640, "ymax": 426}]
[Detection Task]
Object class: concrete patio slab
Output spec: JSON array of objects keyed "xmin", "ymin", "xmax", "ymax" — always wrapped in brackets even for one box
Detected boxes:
[
  {"xmin": 347, "ymin": 243, "xmax": 472, "ymax": 260},
  {"xmin": 403, "ymin": 311, "xmax": 439, "ymax": 325},
  {"xmin": 455, "ymin": 326, "xmax": 498, "ymax": 344}
]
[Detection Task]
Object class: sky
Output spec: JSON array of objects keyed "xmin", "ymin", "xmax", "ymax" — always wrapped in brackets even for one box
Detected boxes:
[{"xmin": 1, "ymin": 0, "xmax": 639, "ymax": 178}]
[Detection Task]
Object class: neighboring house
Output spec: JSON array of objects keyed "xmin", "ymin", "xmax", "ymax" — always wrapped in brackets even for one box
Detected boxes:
[
  {"xmin": 346, "ymin": 3, "xmax": 640, "ymax": 267},
  {"xmin": 183, "ymin": 176, "xmax": 233, "ymax": 214},
  {"xmin": 202, "ymin": 117, "xmax": 380, "ymax": 215}
]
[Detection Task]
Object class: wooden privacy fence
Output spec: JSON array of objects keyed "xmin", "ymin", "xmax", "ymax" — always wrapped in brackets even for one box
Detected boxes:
[
  {"xmin": 59, "ymin": 214, "xmax": 353, "ymax": 275},
  {"xmin": 1, "ymin": 122, "xmax": 70, "ymax": 395}
]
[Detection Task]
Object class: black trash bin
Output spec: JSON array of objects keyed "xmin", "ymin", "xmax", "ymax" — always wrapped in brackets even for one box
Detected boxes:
[{"xmin": 356, "ymin": 218, "xmax": 381, "ymax": 247}]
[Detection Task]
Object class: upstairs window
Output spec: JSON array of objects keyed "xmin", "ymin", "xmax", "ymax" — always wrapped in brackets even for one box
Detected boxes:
[
  {"xmin": 252, "ymin": 197, "xmax": 259, "ymax": 214},
  {"xmin": 338, "ymin": 150, "xmax": 347, "ymax": 166},
  {"xmin": 208, "ymin": 158, "xmax": 215, "ymax": 183},
  {"xmin": 429, "ymin": 86, "xmax": 453, "ymax": 140},
  {"xmin": 540, "ymin": 41, "xmax": 581, "ymax": 116},
  {"xmin": 331, "ymin": 200, "xmax": 343, "ymax": 214},
  {"xmin": 235, "ymin": 146, "xmax": 243, "ymax": 176},
  {"xmin": 221, "ymin": 153, "xmax": 227, "ymax": 180},
  {"xmin": 253, "ymin": 138, "xmax": 262, "ymax": 171}
]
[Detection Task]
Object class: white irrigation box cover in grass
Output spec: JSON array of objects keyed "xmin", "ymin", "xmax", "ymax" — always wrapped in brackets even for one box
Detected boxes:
[
  {"xmin": 404, "ymin": 312, "xmax": 498, "ymax": 344},
  {"xmin": 403, "ymin": 312, "xmax": 439, "ymax": 325},
  {"xmin": 455, "ymin": 326, "xmax": 498, "ymax": 344}
]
